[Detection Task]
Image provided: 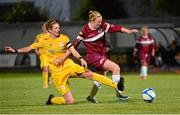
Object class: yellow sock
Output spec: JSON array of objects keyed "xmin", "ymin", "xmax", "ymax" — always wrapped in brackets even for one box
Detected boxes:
[
  {"xmin": 42, "ymin": 71, "xmax": 48, "ymax": 88},
  {"xmin": 92, "ymin": 73, "xmax": 117, "ymax": 89},
  {"xmin": 51, "ymin": 96, "xmax": 65, "ymax": 105}
]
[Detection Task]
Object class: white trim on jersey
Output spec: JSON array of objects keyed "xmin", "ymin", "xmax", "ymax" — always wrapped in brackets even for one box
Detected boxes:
[
  {"xmin": 105, "ymin": 23, "xmax": 110, "ymax": 33},
  {"xmin": 83, "ymin": 32, "xmax": 105, "ymax": 42},
  {"xmin": 77, "ymin": 35, "xmax": 84, "ymax": 40},
  {"xmin": 136, "ymin": 40, "xmax": 154, "ymax": 45}
]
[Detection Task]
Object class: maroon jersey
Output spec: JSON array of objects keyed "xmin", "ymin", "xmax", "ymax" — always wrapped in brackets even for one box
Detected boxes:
[
  {"xmin": 77, "ymin": 21, "xmax": 123, "ymax": 54},
  {"xmin": 135, "ymin": 34, "xmax": 155, "ymax": 54},
  {"xmin": 135, "ymin": 34, "xmax": 156, "ymax": 64}
]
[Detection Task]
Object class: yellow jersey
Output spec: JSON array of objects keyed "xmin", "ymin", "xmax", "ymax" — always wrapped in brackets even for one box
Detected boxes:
[
  {"xmin": 31, "ymin": 33, "xmax": 74, "ymax": 73},
  {"xmin": 35, "ymin": 33, "xmax": 50, "ymax": 68},
  {"xmin": 35, "ymin": 33, "xmax": 47, "ymax": 55}
]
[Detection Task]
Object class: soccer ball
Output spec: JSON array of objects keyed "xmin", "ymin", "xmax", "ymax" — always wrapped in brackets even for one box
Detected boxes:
[{"xmin": 142, "ymin": 88, "xmax": 156, "ymax": 103}]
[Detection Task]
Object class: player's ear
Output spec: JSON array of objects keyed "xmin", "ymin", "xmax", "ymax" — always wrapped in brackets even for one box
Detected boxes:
[{"xmin": 48, "ymin": 29, "xmax": 51, "ymax": 33}]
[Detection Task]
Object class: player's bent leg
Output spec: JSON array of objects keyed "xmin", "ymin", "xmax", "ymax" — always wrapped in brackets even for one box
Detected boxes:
[
  {"xmin": 86, "ymin": 81, "xmax": 101, "ymax": 103},
  {"xmin": 117, "ymin": 92, "xmax": 130, "ymax": 101},
  {"xmin": 103, "ymin": 60, "xmax": 129, "ymax": 100},
  {"xmin": 42, "ymin": 66, "xmax": 49, "ymax": 89},
  {"xmin": 87, "ymin": 95, "xmax": 98, "ymax": 103},
  {"xmin": 117, "ymin": 77, "xmax": 124, "ymax": 91},
  {"xmin": 82, "ymin": 71, "xmax": 116, "ymax": 88},
  {"xmin": 63, "ymin": 91, "xmax": 74, "ymax": 104},
  {"xmin": 46, "ymin": 91, "xmax": 73, "ymax": 105},
  {"xmin": 43, "ymin": 66, "xmax": 52, "ymax": 85},
  {"xmin": 82, "ymin": 71, "xmax": 125, "ymax": 91},
  {"xmin": 86, "ymin": 70, "xmax": 103, "ymax": 103},
  {"xmin": 140, "ymin": 58, "xmax": 148, "ymax": 80},
  {"xmin": 48, "ymin": 75, "xmax": 52, "ymax": 84},
  {"xmin": 46, "ymin": 94, "xmax": 54, "ymax": 105},
  {"xmin": 116, "ymin": 77, "xmax": 130, "ymax": 100},
  {"xmin": 46, "ymin": 94, "xmax": 65, "ymax": 105}
]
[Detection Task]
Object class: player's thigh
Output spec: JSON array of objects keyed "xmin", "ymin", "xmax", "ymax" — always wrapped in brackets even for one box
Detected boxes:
[
  {"xmin": 51, "ymin": 69, "xmax": 71, "ymax": 95},
  {"xmin": 103, "ymin": 59, "xmax": 120, "ymax": 72},
  {"xmin": 86, "ymin": 53, "xmax": 107, "ymax": 70},
  {"xmin": 39, "ymin": 56, "xmax": 49, "ymax": 69},
  {"xmin": 42, "ymin": 66, "xmax": 49, "ymax": 72},
  {"xmin": 139, "ymin": 54, "xmax": 148, "ymax": 66},
  {"xmin": 71, "ymin": 63, "xmax": 88, "ymax": 76},
  {"xmin": 71, "ymin": 64, "xmax": 94, "ymax": 79}
]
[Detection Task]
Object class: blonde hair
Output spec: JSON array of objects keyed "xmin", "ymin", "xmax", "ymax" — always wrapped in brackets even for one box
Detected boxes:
[
  {"xmin": 88, "ymin": 10, "xmax": 102, "ymax": 22},
  {"xmin": 141, "ymin": 26, "xmax": 149, "ymax": 35},
  {"xmin": 141, "ymin": 26, "xmax": 149, "ymax": 31},
  {"xmin": 46, "ymin": 19, "xmax": 59, "ymax": 30},
  {"xmin": 41, "ymin": 21, "xmax": 48, "ymax": 33}
]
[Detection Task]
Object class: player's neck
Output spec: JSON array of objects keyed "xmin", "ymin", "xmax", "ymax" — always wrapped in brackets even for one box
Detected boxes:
[
  {"xmin": 142, "ymin": 35, "xmax": 148, "ymax": 38},
  {"xmin": 88, "ymin": 22, "xmax": 96, "ymax": 30},
  {"xmin": 50, "ymin": 34, "xmax": 58, "ymax": 39}
]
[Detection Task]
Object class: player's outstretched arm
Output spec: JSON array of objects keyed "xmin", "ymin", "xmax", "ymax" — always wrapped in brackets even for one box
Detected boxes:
[
  {"xmin": 4, "ymin": 46, "xmax": 17, "ymax": 53},
  {"xmin": 5, "ymin": 46, "xmax": 33, "ymax": 53},
  {"xmin": 121, "ymin": 27, "xmax": 138, "ymax": 34}
]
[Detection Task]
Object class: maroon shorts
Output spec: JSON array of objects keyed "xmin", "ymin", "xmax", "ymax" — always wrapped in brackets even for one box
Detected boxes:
[
  {"xmin": 86, "ymin": 53, "xmax": 107, "ymax": 70},
  {"xmin": 138, "ymin": 53, "xmax": 151, "ymax": 65}
]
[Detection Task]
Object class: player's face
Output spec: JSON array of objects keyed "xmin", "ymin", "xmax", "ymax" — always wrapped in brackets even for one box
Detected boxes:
[
  {"xmin": 92, "ymin": 16, "xmax": 102, "ymax": 29},
  {"xmin": 49, "ymin": 23, "xmax": 60, "ymax": 37},
  {"xmin": 142, "ymin": 28, "xmax": 149, "ymax": 36}
]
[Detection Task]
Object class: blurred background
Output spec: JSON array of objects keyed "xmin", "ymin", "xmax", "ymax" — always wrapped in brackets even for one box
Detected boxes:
[{"xmin": 0, "ymin": 0, "xmax": 180, "ymax": 72}]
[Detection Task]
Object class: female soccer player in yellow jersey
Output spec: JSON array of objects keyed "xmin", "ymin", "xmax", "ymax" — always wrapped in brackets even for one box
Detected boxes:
[
  {"xmin": 35, "ymin": 22, "xmax": 52, "ymax": 89},
  {"xmin": 5, "ymin": 19, "xmax": 125, "ymax": 105}
]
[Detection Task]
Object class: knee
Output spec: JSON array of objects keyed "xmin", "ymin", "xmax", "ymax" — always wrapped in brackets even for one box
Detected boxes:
[
  {"xmin": 65, "ymin": 98, "xmax": 74, "ymax": 105},
  {"xmin": 82, "ymin": 71, "xmax": 94, "ymax": 79},
  {"xmin": 142, "ymin": 62, "xmax": 148, "ymax": 66},
  {"xmin": 42, "ymin": 66, "xmax": 49, "ymax": 72},
  {"xmin": 112, "ymin": 65, "xmax": 120, "ymax": 73}
]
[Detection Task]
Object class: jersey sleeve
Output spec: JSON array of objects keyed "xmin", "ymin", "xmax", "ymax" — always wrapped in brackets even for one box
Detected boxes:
[
  {"xmin": 63, "ymin": 35, "xmax": 72, "ymax": 49},
  {"xmin": 77, "ymin": 32, "xmax": 84, "ymax": 40},
  {"xmin": 105, "ymin": 22, "xmax": 123, "ymax": 33},
  {"xmin": 77, "ymin": 25, "xmax": 87, "ymax": 41},
  {"xmin": 31, "ymin": 38, "xmax": 44, "ymax": 49},
  {"xmin": 34, "ymin": 34, "xmax": 41, "ymax": 42},
  {"xmin": 150, "ymin": 35, "xmax": 156, "ymax": 49},
  {"xmin": 33, "ymin": 33, "xmax": 49, "ymax": 49}
]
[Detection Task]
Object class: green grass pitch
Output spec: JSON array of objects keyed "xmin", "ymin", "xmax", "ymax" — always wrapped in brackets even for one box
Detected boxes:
[{"xmin": 0, "ymin": 72, "xmax": 180, "ymax": 114}]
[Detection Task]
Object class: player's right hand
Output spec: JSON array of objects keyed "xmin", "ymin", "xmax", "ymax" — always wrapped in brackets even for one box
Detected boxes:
[{"xmin": 4, "ymin": 46, "xmax": 16, "ymax": 52}]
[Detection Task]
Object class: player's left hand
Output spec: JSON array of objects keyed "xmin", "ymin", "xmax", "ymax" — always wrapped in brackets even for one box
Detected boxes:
[
  {"xmin": 80, "ymin": 58, "xmax": 88, "ymax": 68},
  {"xmin": 54, "ymin": 57, "xmax": 64, "ymax": 66},
  {"xmin": 131, "ymin": 29, "xmax": 139, "ymax": 33}
]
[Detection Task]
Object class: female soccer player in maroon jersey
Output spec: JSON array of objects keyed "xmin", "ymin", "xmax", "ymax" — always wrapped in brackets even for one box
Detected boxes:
[
  {"xmin": 133, "ymin": 26, "xmax": 156, "ymax": 80},
  {"xmin": 72, "ymin": 10, "xmax": 138, "ymax": 103}
]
